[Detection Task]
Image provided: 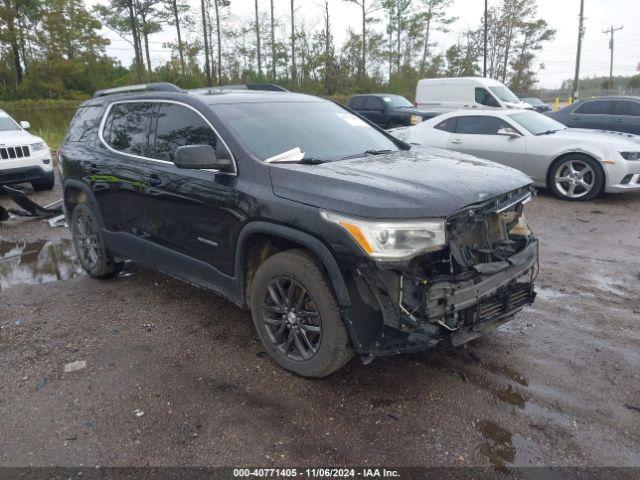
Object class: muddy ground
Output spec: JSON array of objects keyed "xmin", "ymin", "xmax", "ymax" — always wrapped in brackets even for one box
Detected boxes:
[{"xmin": 1, "ymin": 172, "xmax": 639, "ymax": 472}]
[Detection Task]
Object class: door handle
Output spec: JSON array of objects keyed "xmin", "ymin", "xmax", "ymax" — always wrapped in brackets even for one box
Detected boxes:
[
  {"xmin": 87, "ymin": 163, "xmax": 99, "ymax": 174},
  {"xmin": 614, "ymin": 118, "xmax": 624, "ymax": 123},
  {"xmin": 451, "ymin": 139, "xmax": 463, "ymax": 144},
  {"xmin": 145, "ymin": 175, "xmax": 162, "ymax": 187}
]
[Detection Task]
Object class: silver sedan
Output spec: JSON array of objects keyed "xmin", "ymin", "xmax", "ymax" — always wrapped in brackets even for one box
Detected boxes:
[{"xmin": 392, "ymin": 110, "xmax": 640, "ymax": 201}]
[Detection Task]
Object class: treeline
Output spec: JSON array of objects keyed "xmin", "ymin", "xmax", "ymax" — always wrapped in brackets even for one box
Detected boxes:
[{"xmin": 0, "ymin": 0, "xmax": 555, "ymax": 100}]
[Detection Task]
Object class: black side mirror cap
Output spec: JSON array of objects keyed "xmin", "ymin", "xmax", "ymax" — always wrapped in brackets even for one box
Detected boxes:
[{"xmin": 173, "ymin": 145, "xmax": 231, "ymax": 170}]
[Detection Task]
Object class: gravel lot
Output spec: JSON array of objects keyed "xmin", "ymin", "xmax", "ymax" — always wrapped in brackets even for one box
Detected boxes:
[{"xmin": 1, "ymin": 172, "xmax": 639, "ymax": 471}]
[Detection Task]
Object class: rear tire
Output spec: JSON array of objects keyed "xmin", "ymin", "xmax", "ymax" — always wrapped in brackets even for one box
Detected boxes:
[
  {"xmin": 548, "ymin": 154, "xmax": 603, "ymax": 201},
  {"xmin": 70, "ymin": 203, "xmax": 119, "ymax": 279},
  {"xmin": 250, "ymin": 249, "xmax": 353, "ymax": 377}
]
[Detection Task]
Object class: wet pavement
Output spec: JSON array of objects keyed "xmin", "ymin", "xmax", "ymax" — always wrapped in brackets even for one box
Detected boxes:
[{"xmin": 1, "ymin": 173, "xmax": 639, "ymax": 471}]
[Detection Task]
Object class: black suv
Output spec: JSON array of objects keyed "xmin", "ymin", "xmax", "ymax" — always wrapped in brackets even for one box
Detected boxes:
[
  {"xmin": 60, "ymin": 82, "xmax": 538, "ymax": 377},
  {"xmin": 347, "ymin": 94, "xmax": 438, "ymax": 129}
]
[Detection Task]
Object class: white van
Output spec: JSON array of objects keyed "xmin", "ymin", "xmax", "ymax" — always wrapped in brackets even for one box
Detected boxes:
[{"xmin": 416, "ymin": 77, "xmax": 533, "ymax": 113}]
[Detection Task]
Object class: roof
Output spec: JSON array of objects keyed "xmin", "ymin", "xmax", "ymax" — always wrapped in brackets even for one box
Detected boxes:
[
  {"xmin": 349, "ymin": 93, "xmax": 404, "ymax": 98},
  {"xmin": 582, "ymin": 95, "xmax": 640, "ymax": 101},
  {"xmin": 193, "ymin": 90, "xmax": 325, "ymax": 105}
]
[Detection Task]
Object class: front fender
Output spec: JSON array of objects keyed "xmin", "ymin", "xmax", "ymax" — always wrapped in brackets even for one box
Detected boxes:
[{"xmin": 235, "ymin": 221, "xmax": 351, "ymax": 308}]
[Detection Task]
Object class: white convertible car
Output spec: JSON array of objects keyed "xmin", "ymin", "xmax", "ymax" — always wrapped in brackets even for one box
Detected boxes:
[{"xmin": 392, "ymin": 110, "xmax": 640, "ymax": 201}]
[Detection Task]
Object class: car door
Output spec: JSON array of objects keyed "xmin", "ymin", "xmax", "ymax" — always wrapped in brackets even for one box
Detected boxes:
[
  {"xmin": 570, "ymin": 100, "xmax": 614, "ymax": 130},
  {"xmin": 141, "ymin": 101, "xmax": 238, "ymax": 280},
  {"xmin": 611, "ymin": 100, "xmax": 640, "ymax": 135},
  {"xmin": 363, "ymin": 97, "xmax": 388, "ymax": 126},
  {"xmin": 96, "ymin": 101, "xmax": 151, "ymax": 260},
  {"xmin": 447, "ymin": 115, "xmax": 527, "ymax": 171}
]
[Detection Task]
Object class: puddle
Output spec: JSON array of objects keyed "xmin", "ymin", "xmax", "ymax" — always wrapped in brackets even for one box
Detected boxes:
[
  {"xmin": 478, "ymin": 420, "xmax": 540, "ymax": 470},
  {"xmin": 0, "ymin": 239, "xmax": 84, "ymax": 289},
  {"xmin": 486, "ymin": 364, "xmax": 529, "ymax": 386},
  {"xmin": 589, "ymin": 272, "xmax": 628, "ymax": 297}
]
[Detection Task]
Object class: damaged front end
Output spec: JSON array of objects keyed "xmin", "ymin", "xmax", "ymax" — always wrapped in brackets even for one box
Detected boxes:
[{"xmin": 336, "ymin": 187, "xmax": 538, "ymax": 358}]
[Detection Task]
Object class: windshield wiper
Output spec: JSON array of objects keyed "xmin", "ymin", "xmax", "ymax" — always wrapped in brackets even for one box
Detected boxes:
[
  {"xmin": 536, "ymin": 129, "xmax": 559, "ymax": 136},
  {"xmin": 341, "ymin": 149, "xmax": 395, "ymax": 160}
]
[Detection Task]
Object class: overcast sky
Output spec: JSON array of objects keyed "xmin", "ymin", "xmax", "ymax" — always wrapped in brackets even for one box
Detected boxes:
[{"xmin": 94, "ymin": 0, "xmax": 640, "ymax": 89}]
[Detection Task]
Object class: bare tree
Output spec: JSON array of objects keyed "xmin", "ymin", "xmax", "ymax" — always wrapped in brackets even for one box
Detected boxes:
[
  {"xmin": 270, "ymin": 0, "xmax": 276, "ymax": 80},
  {"xmin": 417, "ymin": 0, "xmax": 456, "ymax": 75},
  {"xmin": 343, "ymin": 0, "xmax": 383, "ymax": 79},
  {"xmin": 290, "ymin": 0, "xmax": 296, "ymax": 84},
  {"xmin": 201, "ymin": 0, "xmax": 212, "ymax": 85},
  {"xmin": 169, "ymin": 0, "xmax": 185, "ymax": 73},
  {"xmin": 254, "ymin": 0, "xmax": 262, "ymax": 77}
]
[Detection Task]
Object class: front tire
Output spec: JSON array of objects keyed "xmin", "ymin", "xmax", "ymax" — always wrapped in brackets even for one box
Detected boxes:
[
  {"xmin": 548, "ymin": 154, "xmax": 603, "ymax": 201},
  {"xmin": 250, "ymin": 250, "xmax": 353, "ymax": 377},
  {"xmin": 70, "ymin": 204, "xmax": 119, "ymax": 279}
]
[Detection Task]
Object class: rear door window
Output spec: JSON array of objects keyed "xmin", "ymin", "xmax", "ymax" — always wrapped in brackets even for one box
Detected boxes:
[
  {"xmin": 152, "ymin": 103, "xmax": 231, "ymax": 163},
  {"xmin": 66, "ymin": 105, "xmax": 104, "ymax": 143},
  {"xmin": 456, "ymin": 116, "xmax": 505, "ymax": 135},
  {"xmin": 104, "ymin": 102, "xmax": 153, "ymax": 156},
  {"xmin": 575, "ymin": 100, "xmax": 613, "ymax": 115},
  {"xmin": 613, "ymin": 100, "xmax": 640, "ymax": 116}
]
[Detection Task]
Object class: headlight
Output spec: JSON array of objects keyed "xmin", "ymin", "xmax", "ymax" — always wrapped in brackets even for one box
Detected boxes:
[
  {"xmin": 410, "ymin": 115, "xmax": 423, "ymax": 125},
  {"xmin": 320, "ymin": 210, "xmax": 446, "ymax": 260},
  {"xmin": 31, "ymin": 142, "xmax": 47, "ymax": 152},
  {"xmin": 620, "ymin": 152, "xmax": 640, "ymax": 161}
]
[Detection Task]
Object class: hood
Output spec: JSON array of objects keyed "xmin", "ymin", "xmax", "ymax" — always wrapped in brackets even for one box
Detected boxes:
[
  {"xmin": 555, "ymin": 128, "xmax": 640, "ymax": 148},
  {"xmin": 0, "ymin": 129, "xmax": 42, "ymax": 146},
  {"xmin": 505, "ymin": 101, "xmax": 534, "ymax": 110},
  {"xmin": 270, "ymin": 147, "xmax": 532, "ymax": 219}
]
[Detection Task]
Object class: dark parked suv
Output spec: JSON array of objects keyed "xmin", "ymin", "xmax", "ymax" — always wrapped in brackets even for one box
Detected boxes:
[
  {"xmin": 546, "ymin": 96, "xmax": 640, "ymax": 135},
  {"xmin": 60, "ymin": 82, "xmax": 538, "ymax": 377}
]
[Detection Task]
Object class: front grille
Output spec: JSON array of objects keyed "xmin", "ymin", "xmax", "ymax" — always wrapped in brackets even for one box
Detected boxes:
[
  {"xmin": 478, "ymin": 283, "xmax": 534, "ymax": 322},
  {"xmin": 0, "ymin": 145, "xmax": 30, "ymax": 160}
]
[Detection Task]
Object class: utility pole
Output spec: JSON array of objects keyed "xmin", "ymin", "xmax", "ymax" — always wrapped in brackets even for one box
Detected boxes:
[
  {"xmin": 571, "ymin": 0, "xmax": 585, "ymax": 101},
  {"xmin": 603, "ymin": 25, "xmax": 623, "ymax": 91},
  {"xmin": 483, "ymin": 0, "xmax": 488, "ymax": 78}
]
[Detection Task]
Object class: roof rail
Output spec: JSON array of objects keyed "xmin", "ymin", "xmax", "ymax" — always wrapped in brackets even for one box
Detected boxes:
[
  {"xmin": 93, "ymin": 82, "xmax": 183, "ymax": 98},
  {"xmin": 245, "ymin": 83, "xmax": 288, "ymax": 92}
]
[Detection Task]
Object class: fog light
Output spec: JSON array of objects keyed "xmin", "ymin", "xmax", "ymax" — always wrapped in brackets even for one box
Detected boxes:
[
  {"xmin": 621, "ymin": 174, "xmax": 632, "ymax": 184},
  {"xmin": 43, "ymin": 158, "xmax": 50, "ymax": 165}
]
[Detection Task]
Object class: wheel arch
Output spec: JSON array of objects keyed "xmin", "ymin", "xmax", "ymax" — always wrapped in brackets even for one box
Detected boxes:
[
  {"xmin": 62, "ymin": 179, "xmax": 105, "ymax": 226},
  {"xmin": 236, "ymin": 222, "xmax": 351, "ymax": 309}
]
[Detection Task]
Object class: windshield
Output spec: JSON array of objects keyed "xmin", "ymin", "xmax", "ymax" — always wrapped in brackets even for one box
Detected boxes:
[
  {"xmin": 0, "ymin": 115, "xmax": 21, "ymax": 131},
  {"xmin": 489, "ymin": 86, "xmax": 520, "ymax": 103},
  {"xmin": 382, "ymin": 95, "xmax": 413, "ymax": 109},
  {"xmin": 215, "ymin": 100, "xmax": 400, "ymax": 161},
  {"xmin": 509, "ymin": 111, "xmax": 566, "ymax": 135}
]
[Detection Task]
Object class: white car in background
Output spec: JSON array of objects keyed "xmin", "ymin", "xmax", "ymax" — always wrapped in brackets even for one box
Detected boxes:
[
  {"xmin": 392, "ymin": 110, "xmax": 640, "ymax": 201},
  {"xmin": 0, "ymin": 109, "xmax": 54, "ymax": 191}
]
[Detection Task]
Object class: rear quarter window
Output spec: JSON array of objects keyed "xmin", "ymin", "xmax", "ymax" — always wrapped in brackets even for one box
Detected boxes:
[{"xmin": 65, "ymin": 105, "xmax": 105, "ymax": 143}]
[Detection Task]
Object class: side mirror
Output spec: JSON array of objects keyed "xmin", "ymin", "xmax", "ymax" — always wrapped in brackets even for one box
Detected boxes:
[
  {"xmin": 174, "ymin": 144, "xmax": 231, "ymax": 170},
  {"xmin": 20, "ymin": 121, "xmax": 30, "ymax": 129},
  {"xmin": 497, "ymin": 127, "xmax": 521, "ymax": 139}
]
